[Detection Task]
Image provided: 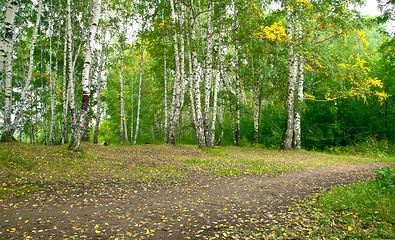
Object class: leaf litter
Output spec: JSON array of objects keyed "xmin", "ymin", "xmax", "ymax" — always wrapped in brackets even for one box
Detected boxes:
[{"xmin": 0, "ymin": 142, "xmax": 392, "ymax": 239}]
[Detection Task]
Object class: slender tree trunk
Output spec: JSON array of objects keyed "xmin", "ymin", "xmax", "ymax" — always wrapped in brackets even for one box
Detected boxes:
[
  {"xmin": 234, "ymin": 48, "xmax": 240, "ymax": 146},
  {"xmin": 190, "ymin": 2, "xmax": 206, "ymax": 148},
  {"xmin": 208, "ymin": 60, "xmax": 219, "ymax": 147},
  {"xmin": 178, "ymin": 5, "xmax": 187, "ymax": 111},
  {"xmin": 163, "ymin": 12, "xmax": 168, "ymax": 143},
  {"xmin": 120, "ymin": 41, "xmax": 125, "ymax": 145},
  {"xmin": 93, "ymin": 43, "xmax": 105, "ymax": 144},
  {"xmin": 0, "ymin": 0, "xmax": 17, "ymax": 86},
  {"xmin": 59, "ymin": 20, "xmax": 69, "ymax": 144},
  {"xmin": 2, "ymin": 37, "xmax": 14, "ymax": 141},
  {"xmin": 69, "ymin": 0, "xmax": 101, "ymax": 151},
  {"xmin": 253, "ymin": 76, "xmax": 260, "ymax": 144},
  {"xmin": 187, "ymin": 34, "xmax": 198, "ymax": 135},
  {"xmin": 49, "ymin": 28, "xmax": 56, "ymax": 145},
  {"xmin": 67, "ymin": 0, "xmax": 76, "ymax": 141},
  {"xmin": 282, "ymin": 5, "xmax": 298, "ymax": 151},
  {"xmin": 130, "ymin": 76, "xmax": 134, "ymax": 142},
  {"xmin": 203, "ymin": 3, "xmax": 213, "ymax": 144},
  {"xmin": 51, "ymin": 17, "xmax": 61, "ymax": 145},
  {"xmin": 294, "ymin": 24, "xmax": 304, "ymax": 150},
  {"xmin": 233, "ymin": 3, "xmax": 240, "ymax": 146},
  {"xmin": 40, "ymin": 47, "xmax": 48, "ymax": 145},
  {"xmin": 168, "ymin": 0, "xmax": 182, "ymax": 145},
  {"xmin": 1, "ymin": 0, "xmax": 42, "ymax": 142},
  {"xmin": 215, "ymin": 102, "xmax": 224, "ymax": 146},
  {"xmin": 134, "ymin": 40, "xmax": 144, "ymax": 145}
]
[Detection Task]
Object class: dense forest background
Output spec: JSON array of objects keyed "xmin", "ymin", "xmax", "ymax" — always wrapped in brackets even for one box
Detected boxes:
[{"xmin": 0, "ymin": 0, "xmax": 394, "ymax": 152}]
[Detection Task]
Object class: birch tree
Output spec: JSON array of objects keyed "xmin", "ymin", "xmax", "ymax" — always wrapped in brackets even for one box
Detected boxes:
[
  {"xmin": 134, "ymin": 40, "xmax": 144, "ymax": 145},
  {"xmin": 0, "ymin": 0, "xmax": 17, "ymax": 86},
  {"xmin": 69, "ymin": 0, "xmax": 101, "ymax": 151},
  {"xmin": 293, "ymin": 23, "xmax": 304, "ymax": 150},
  {"xmin": 168, "ymin": 0, "xmax": 183, "ymax": 145},
  {"xmin": 282, "ymin": 3, "xmax": 298, "ymax": 151},
  {"xmin": 67, "ymin": 0, "xmax": 77, "ymax": 141},
  {"xmin": 163, "ymin": 14, "xmax": 168, "ymax": 142},
  {"xmin": 2, "ymin": 37, "xmax": 14, "ymax": 141},
  {"xmin": 1, "ymin": 0, "xmax": 42, "ymax": 142},
  {"xmin": 120, "ymin": 37, "xmax": 127, "ymax": 145},
  {"xmin": 189, "ymin": 0, "xmax": 206, "ymax": 148},
  {"xmin": 59, "ymin": 17, "xmax": 69, "ymax": 144},
  {"xmin": 93, "ymin": 33, "xmax": 107, "ymax": 144},
  {"xmin": 203, "ymin": 2, "xmax": 214, "ymax": 145}
]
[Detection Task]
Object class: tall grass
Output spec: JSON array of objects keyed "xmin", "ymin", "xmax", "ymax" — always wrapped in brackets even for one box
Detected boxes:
[{"xmin": 275, "ymin": 167, "xmax": 395, "ymax": 239}]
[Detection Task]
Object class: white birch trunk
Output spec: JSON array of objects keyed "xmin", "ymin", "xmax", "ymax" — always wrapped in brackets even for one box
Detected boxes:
[
  {"xmin": 187, "ymin": 35, "xmax": 198, "ymax": 134},
  {"xmin": 253, "ymin": 59, "xmax": 260, "ymax": 144},
  {"xmin": 168, "ymin": 0, "xmax": 182, "ymax": 145},
  {"xmin": 49, "ymin": 27, "xmax": 56, "ymax": 145},
  {"xmin": 0, "ymin": 0, "xmax": 17, "ymax": 86},
  {"xmin": 130, "ymin": 76, "xmax": 134, "ymax": 143},
  {"xmin": 2, "ymin": 37, "xmax": 14, "ymax": 141},
  {"xmin": 178, "ymin": 5, "xmax": 186, "ymax": 110},
  {"xmin": 1, "ymin": 0, "xmax": 42, "ymax": 142},
  {"xmin": 234, "ymin": 4, "xmax": 241, "ymax": 146},
  {"xmin": 93, "ymin": 43, "xmax": 105, "ymax": 144},
  {"xmin": 40, "ymin": 48, "xmax": 48, "ymax": 145},
  {"xmin": 234, "ymin": 47, "xmax": 240, "ymax": 146},
  {"xmin": 69, "ymin": 0, "xmax": 101, "ymax": 151},
  {"xmin": 134, "ymin": 40, "xmax": 144, "ymax": 145},
  {"xmin": 190, "ymin": 8, "xmax": 206, "ymax": 148},
  {"xmin": 294, "ymin": 24, "xmax": 304, "ymax": 150},
  {"xmin": 51, "ymin": 18, "xmax": 61, "ymax": 145},
  {"xmin": 67, "ymin": 0, "xmax": 76, "ymax": 141},
  {"xmin": 203, "ymin": 3, "xmax": 213, "ymax": 144},
  {"xmin": 163, "ymin": 12, "xmax": 168, "ymax": 143},
  {"xmin": 120, "ymin": 41, "xmax": 125, "ymax": 145},
  {"xmin": 282, "ymin": 5, "xmax": 298, "ymax": 151},
  {"xmin": 59, "ymin": 20, "xmax": 69, "ymax": 144},
  {"xmin": 208, "ymin": 60, "xmax": 220, "ymax": 147},
  {"xmin": 215, "ymin": 100, "xmax": 224, "ymax": 146}
]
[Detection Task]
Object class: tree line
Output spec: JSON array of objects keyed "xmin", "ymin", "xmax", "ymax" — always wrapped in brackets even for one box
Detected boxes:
[{"xmin": 0, "ymin": 0, "xmax": 394, "ymax": 151}]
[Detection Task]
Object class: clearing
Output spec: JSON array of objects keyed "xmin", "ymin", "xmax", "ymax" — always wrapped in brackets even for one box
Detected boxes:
[{"xmin": 0, "ymin": 142, "xmax": 392, "ymax": 239}]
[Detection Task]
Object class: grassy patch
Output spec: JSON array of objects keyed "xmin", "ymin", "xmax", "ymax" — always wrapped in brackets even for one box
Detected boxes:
[
  {"xmin": 270, "ymin": 167, "xmax": 395, "ymax": 239},
  {"xmin": 201, "ymin": 147, "xmax": 228, "ymax": 156},
  {"xmin": 0, "ymin": 142, "xmax": 392, "ymax": 199}
]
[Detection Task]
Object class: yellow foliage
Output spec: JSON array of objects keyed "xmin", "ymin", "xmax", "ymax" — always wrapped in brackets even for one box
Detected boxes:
[
  {"xmin": 253, "ymin": 21, "xmax": 287, "ymax": 42},
  {"xmin": 296, "ymin": 0, "xmax": 313, "ymax": 8},
  {"xmin": 304, "ymin": 93, "xmax": 315, "ymax": 100},
  {"xmin": 351, "ymin": 30, "xmax": 369, "ymax": 47},
  {"xmin": 368, "ymin": 77, "xmax": 383, "ymax": 88},
  {"xmin": 374, "ymin": 91, "xmax": 389, "ymax": 103},
  {"xmin": 251, "ymin": 3, "xmax": 265, "ymax": 19}
]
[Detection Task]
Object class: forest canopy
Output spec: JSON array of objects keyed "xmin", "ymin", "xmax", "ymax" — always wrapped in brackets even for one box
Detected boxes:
[{"xmin": 0, "ymin": 0, "xmax": 394, "ymax": 152}]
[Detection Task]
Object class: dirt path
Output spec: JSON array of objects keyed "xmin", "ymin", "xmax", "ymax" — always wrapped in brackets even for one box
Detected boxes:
[{"xmin": 0, "ymin": 162, "xmax": 390, "ymax": 239}]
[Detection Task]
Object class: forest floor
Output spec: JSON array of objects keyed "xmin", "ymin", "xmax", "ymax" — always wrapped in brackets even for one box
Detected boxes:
[{"xmin": 0, "ymin": 142, "xmax": 393, "ymax": 239}]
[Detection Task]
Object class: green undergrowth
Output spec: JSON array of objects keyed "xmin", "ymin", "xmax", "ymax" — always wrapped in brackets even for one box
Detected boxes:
[
  {"xmin": 0, "ymin": 142, "xmax": 393, "ymax": 199},
  {"xmin": 326, "ymin": 136, "xmax": 395, "ymax": 158},
  {"xmin": 270, "ymin": 167, "xmax": 395, "ymax": 239}
]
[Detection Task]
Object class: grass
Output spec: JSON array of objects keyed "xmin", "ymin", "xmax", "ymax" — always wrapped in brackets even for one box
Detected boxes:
[
  {"xmin": 0, "ymin": 142, "xmax": 394, "ymax": 238},
  {"xmin": 0, "ymin": 142, "xmax": 393, "ymax": 200},
  {"xmin": 269, "ymin": 167, "xmax": 395, "ymax": 239}
]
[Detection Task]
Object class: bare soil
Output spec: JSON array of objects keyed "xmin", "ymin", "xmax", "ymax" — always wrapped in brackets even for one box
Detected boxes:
[{"xmin": 0, "ymin": 144, "xmax": 391, "ymax": 239}]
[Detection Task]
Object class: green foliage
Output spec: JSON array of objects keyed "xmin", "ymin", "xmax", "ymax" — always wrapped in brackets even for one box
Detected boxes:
[
  {"xmin": 315, "ymin": 169, "xmax": 395, "ymax": 239},
  {"xmin": 327, "ymin": 136, "xmax": 394, "ymax": 158},
  {"xmin": 201, "ymin": 147, "xmax": 228, "ymax": 156},
  {"xmin": 273, "ymin": 167, "xmax": 395, "ymax": 239},
  {"xmin": 375, "ymin": 167, "xmax": 395, "ymax": 190},
  {"xmin": 0, "ymin": 147, "xmax": 36, "ymax": 171}
]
